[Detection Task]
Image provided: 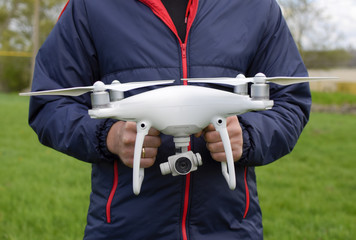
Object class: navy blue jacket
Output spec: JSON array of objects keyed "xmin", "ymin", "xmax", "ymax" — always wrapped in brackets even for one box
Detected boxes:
[{"xmin": 29, "ymin": 0, "xmax": 311, "ymax": 239}]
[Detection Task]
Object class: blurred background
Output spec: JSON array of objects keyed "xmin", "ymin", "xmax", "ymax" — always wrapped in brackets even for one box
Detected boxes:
[
  {"xmin": 0, "ymin": 0, "xmax": 355, "ymax": 93},
  {"xmin": 0, "ymin": 0, "xmax": 355, "ymax": 239}
]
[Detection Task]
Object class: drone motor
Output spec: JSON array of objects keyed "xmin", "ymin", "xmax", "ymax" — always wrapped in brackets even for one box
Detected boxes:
[
  {"xmin": 109, "ymin": 80, "xmax": 125, "ymax": 101},
  {"xmin": 91, "ymin": 81, "xmax": 110, "ymax": 108},
  {"xmin": 251, "ymin": 73, "xmax": 270, "ymax": 100}
]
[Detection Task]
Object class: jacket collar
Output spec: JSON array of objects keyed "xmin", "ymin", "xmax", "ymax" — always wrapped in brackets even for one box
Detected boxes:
[{"xmin": 138, "ymin": 0, "xmax": 199, "ymax": 43}]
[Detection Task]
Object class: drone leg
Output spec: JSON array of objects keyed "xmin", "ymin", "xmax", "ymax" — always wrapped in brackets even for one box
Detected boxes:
[
  {"xmin": 212, "ymin": 117, "xmax": 236, "ymax": 190},
  {"xmin": 133, "ymin": 120, "xmax": 152, "ymax": 195}
]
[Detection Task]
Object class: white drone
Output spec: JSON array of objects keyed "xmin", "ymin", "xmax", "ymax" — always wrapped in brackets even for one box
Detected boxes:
[{"xmin": 20, "ymin": 73, "xmax": 334, "ymax": 195}]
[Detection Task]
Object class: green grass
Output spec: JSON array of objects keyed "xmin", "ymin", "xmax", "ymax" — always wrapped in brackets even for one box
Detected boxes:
[
  {"xmin": 1, "ymin": 93, "xmax": 355, "ymax": 239},
  {"xmin": 257, "ymin": 112, "xmax": 356, "ymax": 239},
  {"xmin": 311, "ymin": 91, "xmax": 356, "ymax": 105},
  {"xmin": 0, "ymin": 93, "xmax": 91, "ymax": 240}
]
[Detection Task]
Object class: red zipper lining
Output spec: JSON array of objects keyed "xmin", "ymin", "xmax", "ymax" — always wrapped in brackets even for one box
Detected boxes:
[
  {"xmin": 139, "ymin": 0, "xmax": 177, "ymax": 38},
  {"xmin": 181, "ymin": 171, "xmax": 191, "ymax": 240},
  {"xmin": 180, "ymin": 1, "xmax": 196, "ymax": 238},
  {"xmin": 106, "ymin": 160, "xmax": 119, "ymax": 223},
  {"xmin": 243, "ymin": 166, "xmax": 250, "ymax": 218}
]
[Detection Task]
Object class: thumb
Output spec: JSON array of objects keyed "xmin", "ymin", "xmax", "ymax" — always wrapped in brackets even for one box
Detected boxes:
[{"xmin": 194, "ymin": 130, "xmax": 203, "ymax": 138}]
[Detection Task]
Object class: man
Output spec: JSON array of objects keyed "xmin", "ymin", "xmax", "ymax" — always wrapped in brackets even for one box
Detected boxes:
[{"xmin": 29, "ymin": 0, "xmax": 311, "ymax": 239}]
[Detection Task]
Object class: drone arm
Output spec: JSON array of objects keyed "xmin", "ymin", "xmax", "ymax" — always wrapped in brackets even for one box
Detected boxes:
[
  {"xmin": 133, "ymin": 120, "xmax": 152, "ymax": 195},
  {"xmin": 211, "ymin": 117, "xmax": 236, "ymax": 190}
]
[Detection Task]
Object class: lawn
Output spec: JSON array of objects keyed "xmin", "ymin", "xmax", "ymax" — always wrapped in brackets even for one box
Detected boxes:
[
  {"xmin": 0, "ymin": 93, "xmax": 91, "ymax": 240},
  {"xmin": 256, "ymin": 112, "xmax": 356, "ymax": 239},
  {"xmin": 0, "ymin": 92, "xmax": 355, "ymax": 239}
]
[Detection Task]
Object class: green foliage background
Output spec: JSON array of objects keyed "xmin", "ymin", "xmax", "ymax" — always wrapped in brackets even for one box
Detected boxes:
[{"xmin": 0, "ymin": 0, "xmax": 67, "ymax": 92}]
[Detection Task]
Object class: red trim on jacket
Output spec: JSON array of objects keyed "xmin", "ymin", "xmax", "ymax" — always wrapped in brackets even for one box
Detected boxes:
[
  {"xmin": 182, "ymin": 172, "xmax": 191, "ymax": 239},
  {"xmin": 106, "ymin": 160, "xmax": 119, "ymax": 223},
  {"xmin": 57, "ymin": 0, "xmax": 70, "ymax": 21},
  {"xmin": 243, "ymin": 167, "xmax": 250, "ymax": 218},
  {"xmin": 139, "ymin": 0, "xmax": 177, "ymax": 37}
]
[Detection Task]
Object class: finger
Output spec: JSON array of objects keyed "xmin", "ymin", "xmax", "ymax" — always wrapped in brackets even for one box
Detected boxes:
[
  {"xmin": 209, "ymin": 149, "xmax": 243, "ymax": 163},
  {"xmin": 226, "ymin": 115, "xmax": 237, "ymax": 124},
  {"xmin": 194, "ymin": 130, "xmax": 203, "ymax": 138},
  {"xmin": 209, "ymin": 152, "xmax": 227, "ymax": 162},
  {"xmin": 206, "ymin": 141, "xmax": 224, "ymax": 153},
  {"xmin": 207, "ymin": 141, "xmax": 243, "ymax": 162},
  {"xmin": 148, "ymin": 127, "xmax": 160, "ymax": 136},
  {"xmin": 204, "ymin": 130, "xmax": 221, "ymax": 143},
  {"xmin": 121, "ymin": 131, "xmax": 137, "ymax": 146},
  {"xmin": 143, "ymin": 135, "xmax": 162, "ymax": 148},
  {"xmin": 139, "ymin": 157, "xmax": 156, "ymax": 168},
  {"xmin": 204, "ymin": 123, "xmax": 216, "ymax": 132},
  {"xmin": 119, "ymin": 122, "xmax": 137, "ymax": 146},
  {"xmin": 141, "ymin": 147, "xmax": 158, "ymax": 159},
  {"xmin": 140, "ymin": 146, "xmax": 158, "ymax": 168},
  {"xmin": 207, "ymin": 139, "xmax": 242, "ymax": 153},
  {"xmin": 122, "ymin": 157, "xmax": 156, "ymax": 168},
  {"xmin": 125, "ymin": 121, "xmax": 138, "ymax": 132}
]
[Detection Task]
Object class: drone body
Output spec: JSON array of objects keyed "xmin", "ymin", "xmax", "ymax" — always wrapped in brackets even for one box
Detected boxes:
[
  {"xmin": 89, "ymin": 85, "xmax": 273, "ymax": 137},
  {"xmin": 20, "ymin": 73, "xmax": 336, "ymax": 195}
]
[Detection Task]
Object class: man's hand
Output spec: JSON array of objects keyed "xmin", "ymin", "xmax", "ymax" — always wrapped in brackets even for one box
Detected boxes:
[
  {"xmin": 106, "ymin": 121, "xmax": 162, "ymax": 168},
  {"xmin": 196, "ymin": 116, "xmax": 243, "ymax": 162}
]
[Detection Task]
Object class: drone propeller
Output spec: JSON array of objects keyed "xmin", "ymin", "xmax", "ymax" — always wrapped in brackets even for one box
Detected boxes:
[
  {"xmin": 20, "ymin": 80, "xmax": 174, "ymax": 97},
  {"xmin": 19, "ymin": 86, "xmax": 95, "ymax": 96},
  {"xmin": 263, "ymin": 76, "xmax": 339, "ymax": 85},
  {"xmin": 184, "ymin": 73, "xmax": 338, "ymax": 86},
  {"xmin": 184, "ymin": 74, "xmax": 250, "ymax": 86}
]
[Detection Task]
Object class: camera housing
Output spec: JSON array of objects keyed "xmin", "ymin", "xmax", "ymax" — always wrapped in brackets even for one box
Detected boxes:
[{"xmin": 160, "ymin": 151, "xmax": 202, "ymax": 176}]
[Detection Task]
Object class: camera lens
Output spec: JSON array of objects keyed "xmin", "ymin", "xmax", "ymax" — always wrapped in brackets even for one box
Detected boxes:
[{"xmin": 175, "ymin": 157, "xmax": 192, "ymax": 175}]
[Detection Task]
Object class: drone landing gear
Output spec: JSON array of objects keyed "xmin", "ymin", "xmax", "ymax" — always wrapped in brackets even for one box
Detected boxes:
[
  {"xmin": 160, "ymin": 116, "xmax": 237, "ymax": 192},
  {"xmin": 211, "ymin": 117, "xmax": 236, "ymax": 190},
  {"xmin": 132, "ymin": 120, "xmax": 152, "ymax": 195},
  {"xmin": 133, "ymin": 117, "xmax": 237, "ymax": 195}
]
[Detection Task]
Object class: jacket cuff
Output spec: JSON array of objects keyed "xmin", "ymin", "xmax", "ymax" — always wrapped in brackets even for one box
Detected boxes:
[
  {"xmin": 238, "ymin": 118, "xmax": 251, "ymax": 165},
  {"xmin": 96, "ymin": 118, "xmax": 119, "ymax": 162}
]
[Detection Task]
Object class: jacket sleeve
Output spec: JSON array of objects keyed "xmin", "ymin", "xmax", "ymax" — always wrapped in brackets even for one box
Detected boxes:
[
  {"xmin": 237, "ymin": 0, "xmax": 312, "ymax": 166},
  {"xmin": 28, "ymin": 0, "xmax": 118, "ymax": 163}
]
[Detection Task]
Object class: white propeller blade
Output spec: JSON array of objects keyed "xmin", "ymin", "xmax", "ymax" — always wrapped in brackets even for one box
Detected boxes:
[
  {"xmin": 184, "ymin": 76, "xmax": 338, "ymax": 86},
  {"xmin": 185, "ymin": 74, "xmax": 250, "ymax": 86},
  {"xmin": 19, "ymin": 80, "xmax": 174, "ymax": 97},
  {"xmin": 186, "ymin": 77, "xmax": 250, "ymax": 86},
  {"xmin": 19, "ymin": 86, "xmax": 94, "ymax": 96},
  {"xmin": 107, "ymin": 80, "xmax": 174, "ymax": 92},
  {"xmin": 264, "ymin": 76, "xmax": 339, "ymax": 85}
]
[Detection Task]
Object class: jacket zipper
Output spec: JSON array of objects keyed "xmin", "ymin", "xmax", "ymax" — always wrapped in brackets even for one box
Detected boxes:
[
  {"xmin": 181, "ymin": 43, "xmax": 188, "ymax": 84},
  {"xmin": 180, "ymin": 1, "xmax": 197, "ymax": 239}
]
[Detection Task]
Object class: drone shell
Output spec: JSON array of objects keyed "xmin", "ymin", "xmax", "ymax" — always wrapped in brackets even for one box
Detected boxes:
[{"xmin": 89, "ymin": 85, "xmax": 273, "ymax": 136}]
